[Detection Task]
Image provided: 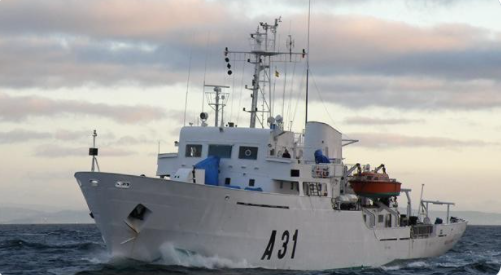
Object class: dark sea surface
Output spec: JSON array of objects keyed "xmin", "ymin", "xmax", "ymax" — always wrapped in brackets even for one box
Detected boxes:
[{"xmin": 0, "ymin": 224, "xmax": 499, "ymax": 275}]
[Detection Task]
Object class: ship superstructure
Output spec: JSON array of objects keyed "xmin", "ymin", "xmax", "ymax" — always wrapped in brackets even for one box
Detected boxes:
[{"xmin": 75, "ymin": 18, "xmax": 467, "ymax": 270}]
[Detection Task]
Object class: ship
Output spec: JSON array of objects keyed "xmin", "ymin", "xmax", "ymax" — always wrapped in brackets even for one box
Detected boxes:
[{"xmin": 75, "ymin": 17, "xmax": 467, "ymax": 270}]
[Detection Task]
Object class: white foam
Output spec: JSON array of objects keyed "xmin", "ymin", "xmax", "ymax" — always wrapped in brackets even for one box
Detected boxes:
[
  {"xmin": 82, "ymin": 249, "xmax": 111, "ymax": 264},
  {"xmin": 381, "ymin": 265, "xmax": 402, "ymax": 271},
  {"xmin": 407, "ymin": 261, "xmax": 429, "ymax": 268},
  {"xmin": 159, "ymin": 243, "xmax": 251, "ymax": 269}
]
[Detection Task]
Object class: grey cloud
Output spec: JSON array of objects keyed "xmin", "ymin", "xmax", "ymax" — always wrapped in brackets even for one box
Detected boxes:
[
  {"xmin": 0, "ymin": 129, "xmax": 116, "ymax": 144},
  {"xmin": 54, "ymin": 130, "xmax": 96, "ymax": 141},
  {"xmin": 99, "ymin": 148, "xmax": 136, "ymax": 157},
  {"xmin": 0, "ymin": 34, "xmax": 233, "ymax": 88},
  {"xmin": 343, "ymin": 117, "xmax": 423, "ymax": 125},
  {"xmin": 348, "ymin": 132, "xmax": 499, "ymax": 149},
  {"xmin": 306, "ymin": 18, "xmax": 501, "ymax": 82},
  {"xmin": 0, "ymin": 93, "xmax": 167, "ymax": 123},
  {"xmin": 310, "ymin": 75, "xmax": 501, "ymax": 110},
  {"xmin": 214, "ymin": 0, "xmax": 478, "ymax": 10},
  {"xmin": 34, "ymin": 145, "xmax": 88, "ymax": 158},
  {"xmin": 0, "ymin": 0, "xmax": 229, "ymax": 41},
  {"xmin": 363, "ymin": 49, "xmax": 501, "ymax": 81},
  {"xmin": 0, "ymin": 1, "xmax": 499, "ymax": 89},
  {"xmin": 34, "ymin": 144, "xmax": 135, "ymax": 158},
  {"xmin": 0, "ymin": 0, "xmax": 499, "ymax": 113},
  {"xmin": 25, "ymin": 170, "xmax": 76, "ymax": 181},
  {"xmin": 110, "ymin": 135, "xmax": 157, "ymax": 146},
  {"xmin": 0, "ymin": 129, "xmax": 52, "ymax": 144},
  {"xmin": 404, "ymin": 0, "xmax": 489, "ymax": 8}
]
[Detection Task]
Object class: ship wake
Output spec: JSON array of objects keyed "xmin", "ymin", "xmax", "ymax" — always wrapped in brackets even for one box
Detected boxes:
[{"xmin": 158, "ymin": 243, "xmax": 252, "ymax": 269}]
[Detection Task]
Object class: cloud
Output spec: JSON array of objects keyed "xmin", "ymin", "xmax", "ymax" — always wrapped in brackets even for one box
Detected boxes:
[
  {"xmin": 306, "ymin": 16, "xmax": 501, "ymax": 81},
  {"xmin": 310, "ymin": 75, "xmax": 501, "ymax": 110},
  {"xmin": 99, "ymin": 148, "xmax": 136, "ymax": 157},
  {"xmin": 0, "ymin": 0, "xmax": 499, "ymax": 113},
  {"xmin": 343, "ymin": 117, "xmax": 423, "ymax": 125},
  {"xmin": 0, "ymin": 0, "xmax": 498, "ymax": 90},
  {"xmin": 0, "ymin": 128, "xmax": 118, "ymax": 144},
  {"xmin": 34, "ymin": 144, "xmax": 87, "ymax": 158},
  {"xmin": 34, "ymin": 144, "xmax": 135, "ymax": 158},
  {"xmin": 109, "ymin": 135, "xmax": 158, "ymax": 146},
  {"xmin": 53, "ymin": 130, "xmax": 96, "ymax": 141},
  {"xmin": 0, "ymin": 129, "xmax": 52, "ymax": 144},
  {"xmin": 0, "ymin": 0, "xmax": 228, "ymax": 41},
  {"xmin": 348, "ymin": 132, "xmax": 499, "ymax": 149},
  {"xmin": 0, "ymin": 92, "xmax": 167, "ymax": 123},
  {"xmin": 404, "ymin": 0, "xmax": 490, "ymax": 8}
]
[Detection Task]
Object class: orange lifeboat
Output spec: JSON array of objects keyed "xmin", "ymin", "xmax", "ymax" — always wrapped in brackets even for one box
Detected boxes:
[{"xmin": 349, "ymin": 169, "xmax": 401, "ymax": 199}]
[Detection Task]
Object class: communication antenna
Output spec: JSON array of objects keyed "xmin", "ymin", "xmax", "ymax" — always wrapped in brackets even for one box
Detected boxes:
[
  {"xmin": 201, "ymin": 32, "xmax": 211, "ymax": 117},
  {"xmin": 305, "ymin": 0, "xmax": 311, "ymax": 127},
  {"xmin": 89, "ymin": 130, "xmax": 100, "ymax": 172},
  {"xmin": 183, "ymin": 43, "xmax": 194, "ymax": 126}
]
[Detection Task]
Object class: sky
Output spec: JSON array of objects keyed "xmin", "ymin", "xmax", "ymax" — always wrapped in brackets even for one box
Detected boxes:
[{"xmin": 0, "ymin": 0, "xmax": 500, "ymax": 214}]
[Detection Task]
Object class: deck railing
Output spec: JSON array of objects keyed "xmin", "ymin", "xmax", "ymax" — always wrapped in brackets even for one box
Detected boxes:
[{"xmin": 411, "ymin": 224, "xmax": 433, "ymax": 239}]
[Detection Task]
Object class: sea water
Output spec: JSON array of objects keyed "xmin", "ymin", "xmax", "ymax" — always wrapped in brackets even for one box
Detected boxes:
[{"xmin": 0, "ymin": 224, "xmax": 499, "ymax": 275}]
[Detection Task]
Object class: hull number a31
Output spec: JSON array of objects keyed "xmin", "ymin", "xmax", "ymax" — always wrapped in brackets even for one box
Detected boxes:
[{"xmin": 261, "ymin": 230, "xmax": 298, "ymax": 260}]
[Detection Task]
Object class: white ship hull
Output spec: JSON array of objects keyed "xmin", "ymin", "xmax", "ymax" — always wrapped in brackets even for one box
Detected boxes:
[{"xmin": 75, "ymin": 172, "xmax": 467, "ymax": 270}]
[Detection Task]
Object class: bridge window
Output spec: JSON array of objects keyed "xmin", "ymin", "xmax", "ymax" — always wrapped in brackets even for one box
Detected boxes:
[
  {"xmin": 185, "ymin": 144, "xmax": 202, "ymax": 157},
  {"xmin": 239, "ymin": 146, "xmax": 258, "ymax": 160},
  {"xmin": 208, "ymin": 144, "xmax": 232, "ymax": 158}
]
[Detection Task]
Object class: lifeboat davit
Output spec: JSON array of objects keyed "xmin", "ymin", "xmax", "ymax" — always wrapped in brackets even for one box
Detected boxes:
[{"xmin": 349, "ymin": 171, "xmax": 401, "ymax": 199}]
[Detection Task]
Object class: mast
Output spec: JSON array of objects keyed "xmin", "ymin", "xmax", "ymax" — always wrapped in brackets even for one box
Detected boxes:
[
  {"xmin": 250, "ymin": 50, "xmax": 261, "ymax": 128},
  {"xmin": 305, "ymin": 0, "xmax": 311, "ymax": 127},
  {"xmin": 89, "ymin": 130, "xmax": 100, "ymax": 172},
  {"xmin": 418, "ymin": 183, "xmax": 425, "ymax": 221},
  {"xmin": 205, "ymin": 84, "xmax": 230, "ymax": 127},
  {"xmin": 224, "ymin": 17, "xmax": 305, "ymax": 128},
  {"xmin": 183, "ymin": 47, "xmax": 193, "ymax": 126}
]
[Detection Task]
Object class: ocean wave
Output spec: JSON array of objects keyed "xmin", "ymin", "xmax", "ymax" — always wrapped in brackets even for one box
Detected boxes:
[
  {"xmin": 2, "ymin": 224, "xmax": 501, "ymax": 275},
  {"xmin": 158, "ymin": 243, "xmax": 252, "ymax": 269},
  {"xmin": 406, "ymin": 261, "xmax": 430, "ymax": 268},
  {"xmin": 440, "ymin": 261, "xmax": 501, "ymax": 274},
  {"xmin": 0, "ymin": 238, "xmax": 104, "ymax": 251},
  {"xmin": 380, "ymin": 264, "xmax": 402, "ymax": 271},
  {"xmin": 81, "ymin": 250, "xmax": 111, "ymax": 265}
]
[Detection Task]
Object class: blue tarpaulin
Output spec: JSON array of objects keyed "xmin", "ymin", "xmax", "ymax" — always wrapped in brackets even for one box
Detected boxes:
[
  {"xmin": 314, "ymin": 149, "xmax": 330, "ymax": 164},
  {"xmin": 194, "ymin": 156, "xmax": 220, "ymax": 186}
]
